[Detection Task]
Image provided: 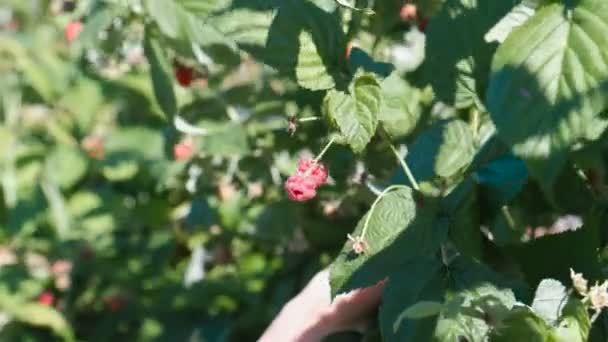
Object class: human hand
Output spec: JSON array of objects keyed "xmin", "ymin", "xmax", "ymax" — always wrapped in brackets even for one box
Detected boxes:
[{"xmin": 259, "ymin": 269, "xmax": 386, "ymax": 342}]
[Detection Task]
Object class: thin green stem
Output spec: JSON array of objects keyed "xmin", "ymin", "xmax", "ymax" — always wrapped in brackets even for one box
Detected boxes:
[
  {"xmin": 298, "ymin": 116, "xmax": 321, "ymax": 123},
  {"xmin": 501, "ymin": 206, "xmax": 516, "ymax": 231},
  {"xmin": 360, "ymin": 185, "xmax": 409, "ymax": 239},
  {"xmin": 389, "ymin": 144, "xmax": 420, "ymax": 191},
  {"xmin": 314, "ymin": 137, "xmax": 336, "ymax": 162}
]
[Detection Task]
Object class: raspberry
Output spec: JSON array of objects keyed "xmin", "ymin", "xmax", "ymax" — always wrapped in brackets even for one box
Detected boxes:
[
  {"xmin": 284, "ymin": 174, "xmax": 317, "ymax": 202},
  {"xmin": 64, "ymin": 21, "xmax": 83, "ymax": 42},
  {"xmin": 173, "ymin": 139, "xmax": 194, "ymax": 160},
  {"xmin": 175, "ymin": 65, "xmax": 194, "ymax": 87},
  {"xmin": 38, "ymin": 291, "xmax": 55, "ymax": 306},
  {"xmin": 297, "ymin": 159, "xmax": 328, "ymax": 187},
  {"xmin": 400, "ymin": 3, "xmax": 417, "ymax": 22}
]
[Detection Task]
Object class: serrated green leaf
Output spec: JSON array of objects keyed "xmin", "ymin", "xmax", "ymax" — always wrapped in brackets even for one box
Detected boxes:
[
  {"xmin": 531, "ymin": 279, "xmax": 568, "ymax": 326},
  {"xmin": 382, "ymin": 259, "xmax": 446, "ymax": 341},
  {"xmin": 553, "ymin": 298, "xmax": 590, "ymax": 342},
  {"xmin": 489, "ymin": 306, "xmax": 554, "ymax": 342},
  {"xmin": 487, "ymin": 1, "xmax": 608, "ymax": 166},
  {"xmin": 425, "ymin": 0, "xmax": 513, "ymax": 109},
  {"xmin": 433, "ymin": 257, "xmax": 518, "ymax": 342},
  {"xmin": 323, "ymin": 74, "xmax": 381, "ymax": 153},
  {"xmin": 144, "ymin": 31, "xmax": 177, "ymax": 119},
  {"xmin": 209, "ymin": 0, "xmax": 345, "ymax": 90},
  {"xmin": 405, "ymin": 120, "xmax": 476, "ymax": 182},
  {"xmin": 485, "ymin": 0, "xmax": 541, "ymax": 44},
  {"xmin": 379, "ymin": 73, "xmax": 422, "ymax": 139},
  {"xmin": 330, "ymin": 188, "xmax": 447, "ymax": 296},
  {"xmin": 382, "ymin": 256, "xmax": 518, "ymax": 342}
]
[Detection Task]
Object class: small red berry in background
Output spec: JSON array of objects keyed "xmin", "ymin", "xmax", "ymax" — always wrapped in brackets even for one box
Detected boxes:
[
  {"xmin": 400, "ymin": 3, "xmax": 417, "ymax": 22},
  {"xmin": 38, "ymin": 291, "xmax": 55, "ymax": 306},
  {"xmin": 173, "ymin": 138, "xmax": 195, "ymax": 161},
  {"xmin": 174, "ymin": 65, "xmax": 195, "ymax": 87},
  {"xmin": 104, "ymin": 295, "xmax": 128, "ymax": 312},
  {"xmin": 64, "ymin": 21, "xmax": 83, "ymax": 42},
  {"xmin": 285, "ymin": 174, "xmax": 318, "ymax": 202},
  {"xmin": 81, "ymin": 135, "xmax": 105, "ymax": 160}
]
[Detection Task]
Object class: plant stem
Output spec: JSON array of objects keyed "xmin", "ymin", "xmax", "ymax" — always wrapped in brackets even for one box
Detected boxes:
[
  {"xmin": 360, "ymin": 184, "xmax": 409, "ymax": 239},
  {"xmin": 469, "ymin": 108, "xmax": 479, "ymax": 141},
  {"xmin": 314, "ymin": 137, "xmax": 336, "ymax": 162},
  {"xmin": 501, "ymin": 205, "xmax": 516, "ymax": 231},
  {"xmin": 298, "ymin": 116, "xmax": 320, "ymax": 123},
  {"xmin": 389, "ymin": 144, "xmax": 420, "ymax": 191}
]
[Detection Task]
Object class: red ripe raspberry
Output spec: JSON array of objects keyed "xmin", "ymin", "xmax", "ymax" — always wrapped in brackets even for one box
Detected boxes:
[
  {"xmin": 400, "ymin": 3, "xmax": 417, "ymax": 22},
  {"xmin": 64, "ymin": 21, "xmax": 83, "ymax": 42},
  {"xmin": 298, "ymin": 159, "xmax": 328, "ymax": 187},
  {"xmin": 175, "ymin": 65, "xmax": 194, "ymax": 87},
  {"xmin": 173, "ymin": 139, "xmax": 194, "ymax": 161},
  {"xmin": 38, "ymin": 291, "xmax": 55, "ymax": 306},
  {"xmin": 285, "ymin": 174, "xmax": 317, "ymax": 202}
]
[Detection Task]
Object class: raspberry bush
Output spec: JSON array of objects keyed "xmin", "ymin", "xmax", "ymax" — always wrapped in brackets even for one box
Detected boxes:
[{"xmin": 1, "ymin": 0, "xmax": 608, "ymax": 341}]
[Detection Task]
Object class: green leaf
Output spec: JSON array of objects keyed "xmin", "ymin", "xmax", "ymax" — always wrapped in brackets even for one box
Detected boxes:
[
  {"xmin": 488, "ymin": 306, "xmax": 555, "ymax": 342},
  {"xmin": 145, "ymin": 0, "xmax": 232, "ymax": 47},
  {"xmin": 485, "ymin": 0, "xmax": 542, "ymax": 44},
  {"xmin": 323, "ymin": 74, "xmax": 381, "ymax": 153},
  {"xmin": 45, "ymin": 145, "xmax": 88, "ymax": 190},
  {"xmin": 425, "ymin": 0, "xmax": 514, "ymax": 108},
  {"xmin": 405, "ymin": 120, "xmax": 476, "ymax": 182},
  {"xmin": 379, "ymin": 73, "xmax": 422, "ymax": 139},
  {"xmin": 0, "ymin": 298, "xmax": 74, "ymax": 341},
  {"xmin": 381, "ymin": 259, "xmax": 446, "ymax": 341},
  {"xmin": 74, "ymin": 6, "xmax": 114, "ymax": 51},
  {"xmin": 144, "ymin": 31, "xmax": 178, "ymax": 119},
  {"xmin": 553, "ymin": 298, "xmax": 590, "ymax": 342},
  {"xmin": 347, "ymin": 47, "xmax": 394, "ymax": 77},
  {"xmin": 531, "ymin": 279, "xmax": 568, "ymax": 326},
  {"xmin": 382, "ymin": 256, "xmax": 518, "ymax": 342},
  {"xmin": 145, "ymin": 0, "xmax": 180, "ymax": 38},
  {"xmin": 104, "ymin": 127, "xmax": 165, "ymax": 161},
  {"xmin": 474, "ymin": 155, "xmax": 528, "ymax": 206},
  {"xmin": 209, "ymin": 0, "xmax": 346, "ymax": 90},
  {"xmin": 487, "ymin": 1, "xmax": 608, "ymax": 165},
  {"xmin": 433, "ymin": 257, "xmax": 518, "ymax": 342},
  {"xmin": 394, "ymin": 301, "xmax": 444, "ymax": 326},
  {"xmin": 330, "ymin": 188, "xmax": 447, "ymax": 296},
  {"xmin": 197, "ymin": 121, "xmax": 249, "ymax": 157}
]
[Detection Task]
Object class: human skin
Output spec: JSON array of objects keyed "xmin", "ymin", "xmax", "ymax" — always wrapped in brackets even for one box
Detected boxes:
[{"xmin": 259, "ymin": 269, "xmax": 386, "ymax": 342}]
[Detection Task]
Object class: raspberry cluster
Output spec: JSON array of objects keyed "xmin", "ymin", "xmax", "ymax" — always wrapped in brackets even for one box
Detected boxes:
[{"xmin": 284, "ymin": 159, "xmax": 329, "ymax": 202}]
